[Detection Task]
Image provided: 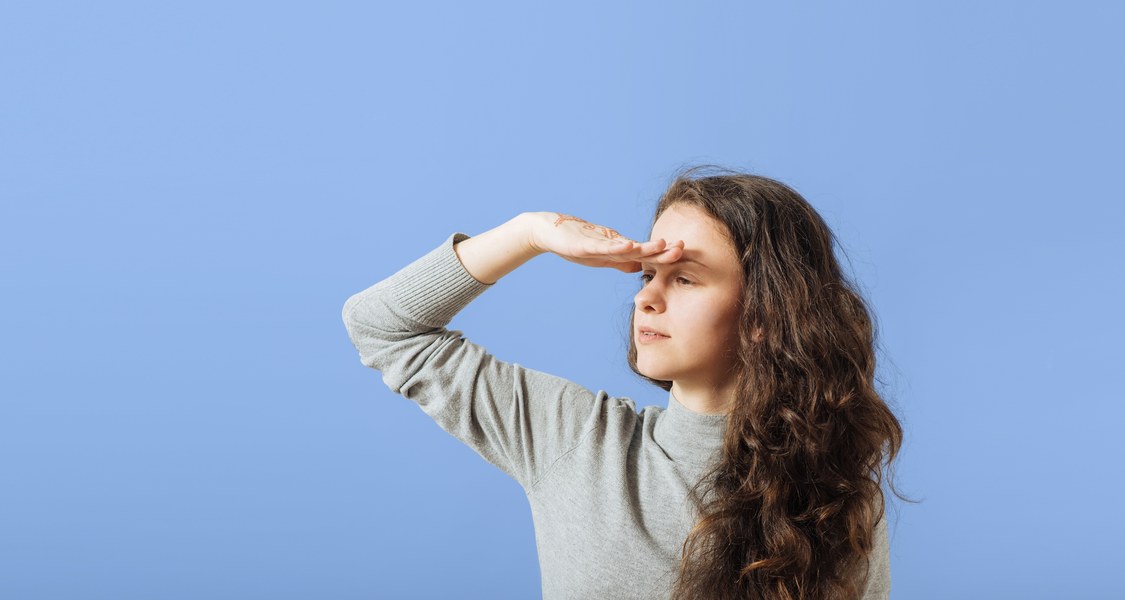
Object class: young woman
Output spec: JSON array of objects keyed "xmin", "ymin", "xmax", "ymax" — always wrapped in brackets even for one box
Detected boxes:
[{"xmin": 342, "ymin": 166, "xmax": 904, "ymax": 599}]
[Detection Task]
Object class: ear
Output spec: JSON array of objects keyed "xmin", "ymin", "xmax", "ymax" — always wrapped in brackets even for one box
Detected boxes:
[{"xmin": 752, "ymin": 327, "xmax": 765, "ymax": 343}]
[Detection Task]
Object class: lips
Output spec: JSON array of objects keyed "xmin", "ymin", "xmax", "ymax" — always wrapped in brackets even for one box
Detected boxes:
[{"xmin": 638, "ymin": 327, "xmax": 669, "ymax": 337}]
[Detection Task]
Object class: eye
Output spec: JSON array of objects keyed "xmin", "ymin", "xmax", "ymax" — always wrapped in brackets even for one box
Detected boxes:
[{"xmin": 638, "ymin": 273, "xmax": 694, "ymax": 286}]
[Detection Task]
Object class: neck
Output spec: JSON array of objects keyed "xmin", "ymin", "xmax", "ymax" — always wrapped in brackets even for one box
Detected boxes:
[{"xmin": 670, "ymin": 378, "xmax": 735, "ymax": 416}]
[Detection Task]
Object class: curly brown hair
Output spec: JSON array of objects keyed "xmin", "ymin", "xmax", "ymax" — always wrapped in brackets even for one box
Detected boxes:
[{"xmin": 626, "ymin": 165, "xmax": 912, "ymax": 599}]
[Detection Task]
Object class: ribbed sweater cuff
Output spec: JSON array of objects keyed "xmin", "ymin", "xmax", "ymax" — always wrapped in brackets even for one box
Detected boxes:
[{"xmin": 384, "ymin": 232, "xmax": 494, "ymax": 327}]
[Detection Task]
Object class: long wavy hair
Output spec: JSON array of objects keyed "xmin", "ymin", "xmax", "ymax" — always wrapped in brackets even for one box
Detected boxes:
[{"xmin": 626, "ymin": 165, "xmax": 910, "ymax": 600}]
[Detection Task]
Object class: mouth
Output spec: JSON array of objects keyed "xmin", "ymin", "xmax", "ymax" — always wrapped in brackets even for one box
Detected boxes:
[{"xmin": 637, "ymin": 329, "xmax": 670, "ymax": 340}]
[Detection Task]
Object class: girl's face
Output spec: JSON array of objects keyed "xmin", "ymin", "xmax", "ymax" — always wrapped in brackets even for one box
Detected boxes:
[{"xmin": 633, "ymin": 203, "xmax": 744, "ymax": 392}]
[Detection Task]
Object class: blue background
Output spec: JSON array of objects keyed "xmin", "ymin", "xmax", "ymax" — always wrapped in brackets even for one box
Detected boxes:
[{"xmin": 3, "ymin": 2, "xmax": 1123, "ymax": 598}]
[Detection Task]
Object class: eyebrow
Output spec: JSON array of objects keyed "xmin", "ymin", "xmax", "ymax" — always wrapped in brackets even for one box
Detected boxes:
[{"xmin": 639, "ymin": 257, "xmax": 712, "ymax": 271}]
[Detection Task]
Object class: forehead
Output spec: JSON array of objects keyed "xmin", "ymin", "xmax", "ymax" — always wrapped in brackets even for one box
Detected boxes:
[{"xmin": 647, "ymin": 204, "xmax": 736, "ymax": 267}]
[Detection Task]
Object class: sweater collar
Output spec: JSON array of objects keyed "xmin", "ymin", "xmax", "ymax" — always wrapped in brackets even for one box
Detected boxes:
[{"xmin": 653, "ymin": 389, "xmax": 728, "ymax": 467}]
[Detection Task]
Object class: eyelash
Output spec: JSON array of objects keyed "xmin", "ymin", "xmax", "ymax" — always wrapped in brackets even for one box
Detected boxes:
[{"xmin": 639, "ymin": 273, "xmax": 694, "ymax": 286}]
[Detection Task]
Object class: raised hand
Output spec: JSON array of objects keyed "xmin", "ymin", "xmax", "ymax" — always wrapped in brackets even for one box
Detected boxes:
[{"xmin": 526, "ymin": 211, "xmax": 684, "ymax": 273}]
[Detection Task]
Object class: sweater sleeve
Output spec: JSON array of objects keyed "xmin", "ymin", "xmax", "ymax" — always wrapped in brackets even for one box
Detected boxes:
[{"xmin": 341, "ymin": 231, "xmax": 605, "ymax": 492}]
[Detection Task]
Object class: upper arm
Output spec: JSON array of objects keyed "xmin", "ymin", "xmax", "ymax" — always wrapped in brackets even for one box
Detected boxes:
[
  {"xmin": 344, "ymin": 288, "xmax": 603, "ymax": 491},
  {"xmin": 397, "ymin": 326, "xmax": 603, "ymax": 490}
]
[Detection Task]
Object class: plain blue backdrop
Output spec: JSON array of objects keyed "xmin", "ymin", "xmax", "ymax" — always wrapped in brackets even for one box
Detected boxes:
[{"xmin": 2, "ymin": 1, "xmax": 1122, "ymax": 598}]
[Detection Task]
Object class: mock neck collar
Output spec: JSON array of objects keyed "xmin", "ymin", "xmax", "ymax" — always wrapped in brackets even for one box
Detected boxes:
[{"xmin": 652, "ymin": 389, "xmax": 728, "ymax": 467}]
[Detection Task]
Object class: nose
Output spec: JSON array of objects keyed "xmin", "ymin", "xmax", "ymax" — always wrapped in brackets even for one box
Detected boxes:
[{"xmin": 634, "ymin": 278, "xmax": 664, "ymax": 313}]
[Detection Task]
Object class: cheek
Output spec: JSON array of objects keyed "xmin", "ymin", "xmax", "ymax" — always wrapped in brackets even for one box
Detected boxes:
[{"xmin": 698, "ymin": 303, "xmax": 740, "ymax": 345}]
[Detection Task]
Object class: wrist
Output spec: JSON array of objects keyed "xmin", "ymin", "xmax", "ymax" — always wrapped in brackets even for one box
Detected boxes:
[
  {"xmin": 517, "ymin": 212, "xmax": 551, "ymax": 256},
  {"xmin": 453, "ymin": 213, "xmax": 544, "ymax": 286}
]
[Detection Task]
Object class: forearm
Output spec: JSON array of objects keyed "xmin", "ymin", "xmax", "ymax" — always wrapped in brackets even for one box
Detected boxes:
[{"xmin": 453, "ymin": 212, "xmax": 545, "ymax": 285}]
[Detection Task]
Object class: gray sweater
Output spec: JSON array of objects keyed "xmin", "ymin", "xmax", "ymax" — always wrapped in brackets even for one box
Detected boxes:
[{"xmin": 341, "ymin": 231, "xmax": 891, "ymax": 599}]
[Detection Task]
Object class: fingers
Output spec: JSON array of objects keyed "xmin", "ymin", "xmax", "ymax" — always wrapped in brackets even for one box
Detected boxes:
[
  {"xmin": 605, "ymin": 238, "xmax": 683, "ymax": 264},
  {"xmin": 602, "ymin": 237, "xmax": 684, "ymax": 268},
  {"xmin": 609, "ymin": 238, "xmax": 677, "ymax": 253},
  {"xmin": 638, "ymin": 239, "xmax": 683, "ymax": 260}
]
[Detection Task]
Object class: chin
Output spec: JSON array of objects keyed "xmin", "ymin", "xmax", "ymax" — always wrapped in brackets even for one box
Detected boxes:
[{"xmin": 636, "ymin": 361, "xmax": 674, "ymax": 382}]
